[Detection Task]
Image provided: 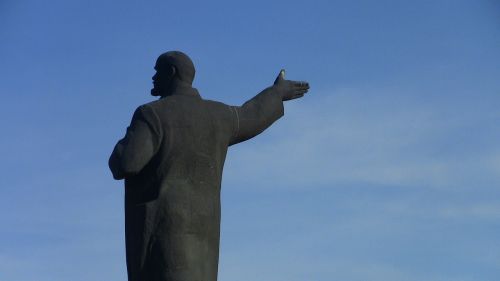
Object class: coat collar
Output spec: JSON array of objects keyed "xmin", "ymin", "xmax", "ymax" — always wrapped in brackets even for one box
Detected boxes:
[{"xmin": 160, "ymin": 80, "xmax": 201, "ymax": 99}]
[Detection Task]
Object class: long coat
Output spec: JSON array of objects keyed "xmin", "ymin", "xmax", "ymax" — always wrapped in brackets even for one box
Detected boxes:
[{"xmin": 109, "ymin": 84, "xmax": 284, "ymax": 281}]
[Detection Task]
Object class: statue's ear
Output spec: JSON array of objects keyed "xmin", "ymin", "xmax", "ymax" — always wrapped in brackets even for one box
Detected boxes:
[{"xmin": 170, "ymin": 65, "xmax": 177, "ymax": 78}]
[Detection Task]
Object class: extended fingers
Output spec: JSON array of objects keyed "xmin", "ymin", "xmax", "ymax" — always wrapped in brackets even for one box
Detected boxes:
[
  {"xmin": 292, "ymin": 81, "xmax": 309, "ymax": 89},
  {"xmin": 280, "ymin": 79, "xmax": 309, "ymax": 101},
  {"xmin": 294, "ymin": 83, "xmax": 309, "ymax": 94},
  {"xmin": 292, "ymin": 87, "xmax": 308, "ymax": 99}
]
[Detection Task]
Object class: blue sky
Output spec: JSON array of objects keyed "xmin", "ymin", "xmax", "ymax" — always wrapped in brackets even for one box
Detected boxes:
[{"xmin": 1, "ymin": 0, "xmax": 499, "ymax": 280}]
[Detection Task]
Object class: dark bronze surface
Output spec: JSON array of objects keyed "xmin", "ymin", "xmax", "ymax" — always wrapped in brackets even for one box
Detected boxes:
[{"xmin": 109, "ymin": 51, "xmax": 309, "ymax": 281}]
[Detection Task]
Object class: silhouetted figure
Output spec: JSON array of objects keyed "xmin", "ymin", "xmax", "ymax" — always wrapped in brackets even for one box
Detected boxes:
[{"xmin": 109, "ymin": 51, "xmax": 309, "ymax": 281}]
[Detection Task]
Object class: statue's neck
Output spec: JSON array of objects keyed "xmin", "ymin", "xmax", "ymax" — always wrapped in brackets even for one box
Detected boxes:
[{"xmin": 160, "ymin": 79, "xmax": 200, "ymax": 98}]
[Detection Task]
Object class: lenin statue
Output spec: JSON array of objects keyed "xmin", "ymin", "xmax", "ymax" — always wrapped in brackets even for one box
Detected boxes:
[{"xmin": 109, "ymin": 51, "xmax": 309, "ymax": 281}]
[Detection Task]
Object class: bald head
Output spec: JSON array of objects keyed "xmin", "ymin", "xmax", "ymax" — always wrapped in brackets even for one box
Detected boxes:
[
  {"xmin": 157, "ymin": 51, "xmax": 195, "ymax": 84},
  {"xmin": 151, "ymin": 51, "xmax": 196, "ymax": 97}
]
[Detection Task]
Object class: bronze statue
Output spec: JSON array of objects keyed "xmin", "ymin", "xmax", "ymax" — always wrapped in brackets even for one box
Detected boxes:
[{"xmin": 109, "ymin": 51, "xmax": 309, "ymax": 281}]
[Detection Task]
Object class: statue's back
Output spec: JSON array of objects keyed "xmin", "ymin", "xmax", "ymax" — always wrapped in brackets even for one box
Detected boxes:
[{"xmin": 124, "ymin": 93, "xmax": 235, "ymax": 281}]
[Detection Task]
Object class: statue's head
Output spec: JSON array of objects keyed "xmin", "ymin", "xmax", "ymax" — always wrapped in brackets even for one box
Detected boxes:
[{"xmin": 151, "ymin": 51, "xmax": 195, "ymax": 97}]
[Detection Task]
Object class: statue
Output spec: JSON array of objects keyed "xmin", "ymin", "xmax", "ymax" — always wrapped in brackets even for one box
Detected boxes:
[{"xmin": 109, "ymin": 51, "xmax": 310, "ymax": 281}]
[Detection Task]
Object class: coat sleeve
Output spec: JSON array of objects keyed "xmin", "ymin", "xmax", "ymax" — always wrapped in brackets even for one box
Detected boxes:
[
  {"xmin": 229, "ymin": 85, "xmax": 284, "ymax": 146},
  {"xmin": 109, "ymin": 105, "xmax": 162, "ymax": 180}
]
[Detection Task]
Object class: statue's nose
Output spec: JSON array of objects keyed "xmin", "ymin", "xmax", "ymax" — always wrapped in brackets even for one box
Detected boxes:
[{"xmin": 152, "ymin": 72, "xmax": 157, "ymax": 81}]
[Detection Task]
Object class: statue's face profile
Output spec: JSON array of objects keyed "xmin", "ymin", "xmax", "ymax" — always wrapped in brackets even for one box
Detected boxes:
[{"xmin": 151, "ymin": 60, "xmax": 175, "ymax": 96}]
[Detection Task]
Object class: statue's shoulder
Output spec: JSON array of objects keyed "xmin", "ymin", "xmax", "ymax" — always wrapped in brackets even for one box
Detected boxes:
[
  {"xmin": 133, "ymin": 100, "xmax": 158, "ymax": 113},
  {"xmin": 140, "ymin": 98, "xmax": 171, "ymax": 113},
  {"xmin": 139, "ymin": 97, "xmax": 232, "ymax": 116},
  {"xmin": 203, "ymin": 99, "xmax": 238, "ymax": 115},
  {"xmin": 202, "ymin": 98, "xmax": 230, "ymax": 108}
]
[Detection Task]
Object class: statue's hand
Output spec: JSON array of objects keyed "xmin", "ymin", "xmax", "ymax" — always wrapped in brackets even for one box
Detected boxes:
[{"xmin": 273, "ymin": 69, "xmax": 310, "ymax": 101}]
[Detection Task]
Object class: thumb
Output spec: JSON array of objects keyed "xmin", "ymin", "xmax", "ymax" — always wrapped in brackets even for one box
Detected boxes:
[{"xmin": 274, "ymin": 69, "xmax": 286, "ymax": 85}]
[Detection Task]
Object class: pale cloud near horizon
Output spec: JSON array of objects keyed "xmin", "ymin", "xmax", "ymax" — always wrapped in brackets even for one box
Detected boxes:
[
  {"xmin": 218, "ymin": 88, "xmax": 500, "ymax": 280},
  {"xmin": 220, "ymin": 237, "xmax": 487, "ymax": 281},
  {"xmin": 224, "ymin": 87, "xmax": 500, "ymax": 190}
]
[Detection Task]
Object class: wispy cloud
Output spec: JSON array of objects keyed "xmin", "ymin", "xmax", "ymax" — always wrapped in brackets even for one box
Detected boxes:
[
  {"xmin": 224, "ymin": 88, "xmax": 500, "ymax": 190},
  {"xmin": 438, "ymin": 203, "xmax": 500, "ymax": 220},
  {"xmin": 218, "ymin": 185, "xmax": 500, "ymax": 281}
]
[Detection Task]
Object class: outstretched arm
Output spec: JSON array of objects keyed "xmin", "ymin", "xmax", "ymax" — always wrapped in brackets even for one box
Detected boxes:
[
  {"xmin": 109, "ymin": 105, "xmax": 162, "ymax": 180},
  {"xmin": 229, "ymin": 70, "xmax": 309, "ymax": 145}
]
